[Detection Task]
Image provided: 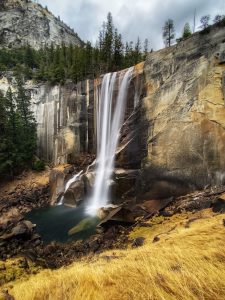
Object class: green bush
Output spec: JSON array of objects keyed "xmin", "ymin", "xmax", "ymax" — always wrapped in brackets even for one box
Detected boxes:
[{"xmin": 33, "ymin": 160, "xmax": 45, "ymax": 171}]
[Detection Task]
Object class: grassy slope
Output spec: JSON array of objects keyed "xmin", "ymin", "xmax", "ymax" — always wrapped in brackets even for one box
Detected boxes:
[{"xmin": 3, "ymin": 209, "xmax": 225, "ymax": 300}]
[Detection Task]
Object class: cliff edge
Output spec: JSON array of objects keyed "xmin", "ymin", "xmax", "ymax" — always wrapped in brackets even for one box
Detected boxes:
[{"xmin": 0, "ymin": 0, "xmax": 83, "ymax": 49}]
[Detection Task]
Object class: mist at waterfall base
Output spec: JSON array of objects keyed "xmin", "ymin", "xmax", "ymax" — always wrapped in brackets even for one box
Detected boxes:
[{"xmin": 27, "ymin": 68, "xmax": 133, "ymax": 243}]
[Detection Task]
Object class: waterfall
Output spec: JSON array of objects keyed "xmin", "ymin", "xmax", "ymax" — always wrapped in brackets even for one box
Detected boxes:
[
  {"xmin": 57, "ymin": 170, "xmax": 83, "ymax": 205},
  {"xmin": 64, "ymin": 170, "xmax": 83, "ymax": 192},
  {"xmin": 87, "ymin": 67, "xmax": 133, "ymax": 215}
]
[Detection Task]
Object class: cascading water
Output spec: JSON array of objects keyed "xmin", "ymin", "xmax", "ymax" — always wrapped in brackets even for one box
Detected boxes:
[
  {"xmin": 87, "ymin": 67, "xmax": 134, "ymax": 215},
  {"xmin": 57, "ymin": 170, "xmax": 83, "ymax": 205}
]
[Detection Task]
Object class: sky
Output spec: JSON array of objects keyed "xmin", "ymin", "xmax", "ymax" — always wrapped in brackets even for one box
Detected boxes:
[{"xmin": 38, "ymin": 0, "xmax": 225, "ymax": 50}]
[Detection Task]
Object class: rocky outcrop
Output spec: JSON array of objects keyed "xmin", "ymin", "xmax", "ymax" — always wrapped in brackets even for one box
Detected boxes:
[
  {"xmin": 0, "ymin": 0, "xmax": 83, "ymax": 49},
  {"xmin": 2, "ymin": 26, "xmax": 225, "ymax": 205},
  {"xmin": 141, "ymin": 25, "xmax": 225, "ymax": 199},
  {"xmin": 32, "ymin": 80, "xmax": 95, "ymax": 164},
  {"xmin": 47, "ymin": 24, "xmax": 225, "ymax": 204}
]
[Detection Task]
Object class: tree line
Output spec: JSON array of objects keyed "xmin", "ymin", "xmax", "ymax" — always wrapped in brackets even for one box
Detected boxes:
[
  {"xmin": 0, "ymin": 12, "xmax": 148, "ymax": 85},
  {"xmin": 163, "ymin": 14, "xmax": 225, "ymax": 47},
  {"xmin": 0, "ymin": 74, "xmax": 37, "ymax": 177}
]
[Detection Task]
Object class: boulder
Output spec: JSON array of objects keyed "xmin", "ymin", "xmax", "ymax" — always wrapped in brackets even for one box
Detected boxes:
[
  {"xmin": 219, "ymin": 51, "xmax": 225, "ymax": 64},
  {"xmin": 138, "ymin": 198, "xmax": 173, "ymax": 215},
  {"xmin": 83, "ymin": 171, "xmax": 95, "ymax": 196},
  {"xmin": 0, "ymin": 220, "xmax": 35, "ymax": 240},
  {"xmin": 113, "ymin": 168, "xmax": 141, "ymax": 203},
  {"xmin": 68, "ymin": 217, "xmax": 99, "ymax": 236},
  {"xmin": 49, "ymin": 169, "xmax": 65, "ymax": 205},
  {"xmin": 212, "ymin": 198, "xmax": 225, "ymax": 213},
  {"xmin": 132, "ymin": 237, "xmax": 145, "ymax": 248},
  {"xmin": 64, "ymin": 179, "xmax": 85, "ymax": 207},
  {"xmin": 98, "ymin": 205, "xmax": 136, "ymax": 228}
]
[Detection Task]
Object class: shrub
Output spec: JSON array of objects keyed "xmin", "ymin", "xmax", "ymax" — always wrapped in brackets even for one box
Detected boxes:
[{"xmin": 33, "ymin": 160, "xmax": 45, "ymax": 171}]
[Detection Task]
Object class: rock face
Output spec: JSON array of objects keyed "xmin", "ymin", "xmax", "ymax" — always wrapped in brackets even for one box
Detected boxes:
[
  {"xmin": 2, "ymin": 25, "xmax": 225, "ymax": 204},
  {"xmin": 32, "ymin": 81, "xmax": 95, "ymax": 164},
  {"xmin": 0, "ymin": 0, "xmax": 83, "ymax": 49},
  {"xmin": 141, "ymin": 26, "xmax": 225, "ymax": 199}
]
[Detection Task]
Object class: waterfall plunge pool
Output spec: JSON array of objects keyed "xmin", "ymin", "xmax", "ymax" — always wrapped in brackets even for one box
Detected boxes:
[
  {"xmin": 26, "ymin": 205, "xmax": 100, "ymax": 244},
  {"xmin": 27, "ymin": 68, "xmax": 135, "ymax": 244}
]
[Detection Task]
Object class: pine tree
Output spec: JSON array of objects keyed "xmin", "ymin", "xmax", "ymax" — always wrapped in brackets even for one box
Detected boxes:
[
  {"xmin": 16, "ymin": 74, "xmax": 35, "ymax": 127},
  {"xmin": 101, "ymin": 12, "xmax": 114, "ymax": 71},
  {"xmin": 134, "ymin": 37, "xmax": 142, "ymax": 64},
  {"xmin": 15, "ymin": 74, "xmax": 37, "ymax": 163},
  {"xmin": 182, "ymin": 23, "xmax": 192, "ymax": 39},
  {"xmin": 0, "ymin": 91, "xmax": 8, "ymax": 174},
  {"xmin": 0, "ymin": 91, "xmax": 6, "ymax": 137},
  {"xmin": 163, "ymin": 19, "xmax": 175, "ymax": 47},
  {"xmin": 200, "ymin": 15, "xmax": 210, "ymax": 29},
  {"xmin": 85, "ymin": 41, "xmax": 93, "ymax": 76},
  {"xmin": 3, "ymin": 87, "xmax": 18, "ymax": 175},
  {"xmin": 5, "ymin": 87, "xmax": 17, "ymax": 144},
  {"xmin": 24, "ymin": 44, "xmax": 36, "ymax": 69},
  {"xmin": 143, "ymin": 38, "xmax": 149, "ymax": 60},
  {"xmin": 113, "ymin": 29, "xmax": 123, "ymax": 69}
]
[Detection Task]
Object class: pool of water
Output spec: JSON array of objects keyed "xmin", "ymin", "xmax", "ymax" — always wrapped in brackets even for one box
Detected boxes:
[{"xmin": 26, "ymin": 205, "xmax": 99, "ymax": 244}]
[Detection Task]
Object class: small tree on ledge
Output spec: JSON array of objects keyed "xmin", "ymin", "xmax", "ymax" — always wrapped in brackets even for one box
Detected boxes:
[{"xmin": 163, "ymin": 19, "xmax": 175, "ymax": 47}]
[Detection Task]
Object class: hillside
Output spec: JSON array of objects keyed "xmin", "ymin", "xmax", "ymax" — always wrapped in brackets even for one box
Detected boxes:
[
  {"xmin": 1, "ymin": 206, "xmax": 225, "ymax": 300},
  {"xmin": 0, "ymin": 0, "xmax": 83, "ymax": 49}
]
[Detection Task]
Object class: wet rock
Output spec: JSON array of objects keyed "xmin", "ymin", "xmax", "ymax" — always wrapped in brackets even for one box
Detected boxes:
[
  {"xmin": 68, "ymin": 217, "xmax": 99, "ymax": 236},
  {"xmin": 132, "ymin": 237, "xmax": 145, "ymax": 248},
  {"xmin": 113, "ymin": 168, "xmax": 141, "ymax": 202},
  {"xmin": 83, "ymin": 171, "xmax": 95, "ymax": 195},
  {"xmin": 98, "ymin": 205, "xmax": 136, "ymax": 228},
  {"xmin": 64, "ymin": 179, "xmax": 84, "ymax": 207}
]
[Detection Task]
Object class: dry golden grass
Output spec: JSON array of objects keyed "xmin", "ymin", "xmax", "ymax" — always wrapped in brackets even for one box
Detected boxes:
[{"xmin": 5, "ymin": 210, "xmax": 225, "ymax": 300}]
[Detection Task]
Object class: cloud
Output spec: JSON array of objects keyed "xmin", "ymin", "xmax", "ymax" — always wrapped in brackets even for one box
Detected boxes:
[{"xmin": 39, "ymin": 0, "xmax": 225, "ymax": 50}]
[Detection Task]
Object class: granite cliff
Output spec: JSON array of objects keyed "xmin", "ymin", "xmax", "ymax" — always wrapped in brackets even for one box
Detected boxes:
[
  {"xmin": 142, "ymin": 25, "xmax": 225, "ymax": 199},
  {"xmin": 1, "ymin": 25, "xmax": 225, "ymax": 205},
  {"xmin": 0, "ymin": 0, "xmax": 83, "ymax": 49}
]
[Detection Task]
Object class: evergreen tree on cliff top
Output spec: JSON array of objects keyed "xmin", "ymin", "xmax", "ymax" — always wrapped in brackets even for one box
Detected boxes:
[
  {"xmin": 101, "ymin": 12, "xmax": 114, "ymax": 71},
  {"xmin": 182, "ymin": 22, "xmax": 192, "ymax": 39},
  {"xmin": 163, "ymin": 19, "xmax": 175, "ymax": 47}
]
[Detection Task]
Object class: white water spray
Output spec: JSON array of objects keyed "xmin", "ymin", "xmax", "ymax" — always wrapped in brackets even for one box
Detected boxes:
[{"xmin": 87, "ymin": 67, "xmax": 133, "ymax": 215}]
